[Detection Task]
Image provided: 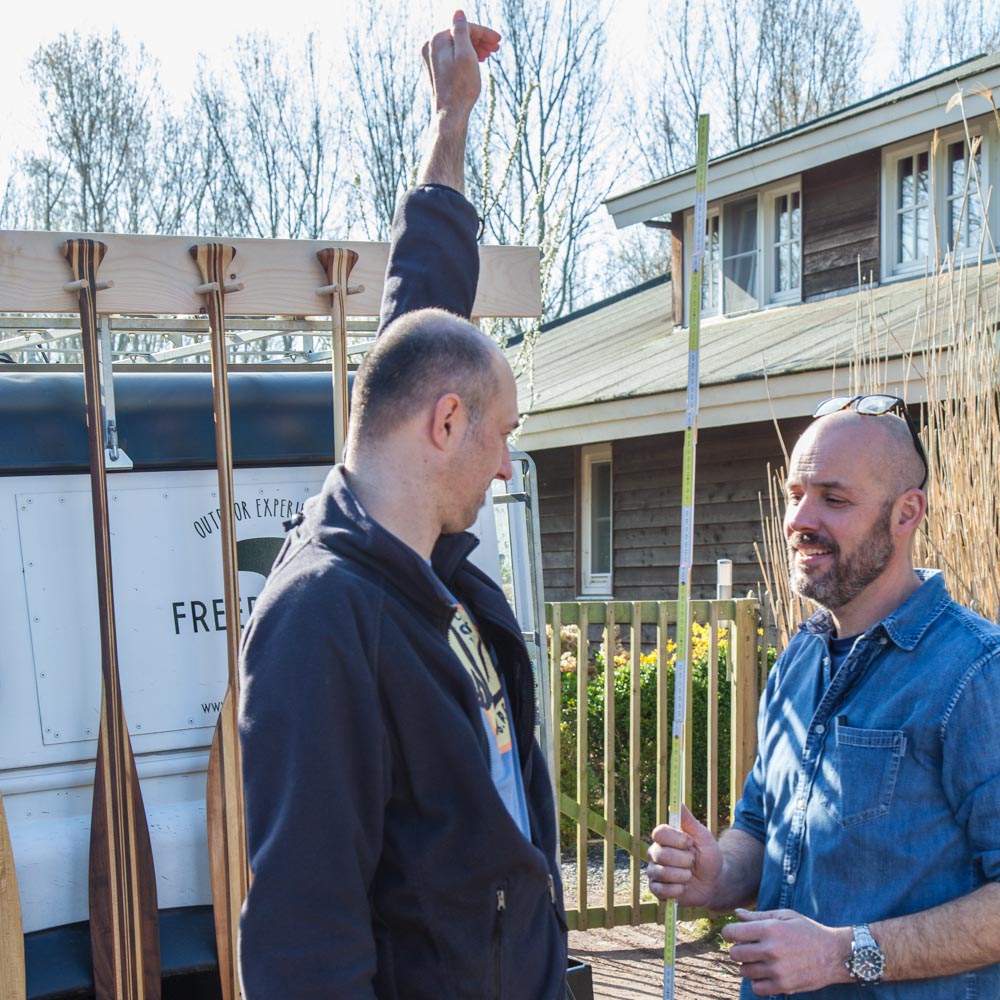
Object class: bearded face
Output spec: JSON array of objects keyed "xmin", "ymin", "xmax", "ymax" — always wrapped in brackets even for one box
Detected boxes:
[{"xmin": 787, "ymin": 499, "xmax": 895, "ymax": 611}]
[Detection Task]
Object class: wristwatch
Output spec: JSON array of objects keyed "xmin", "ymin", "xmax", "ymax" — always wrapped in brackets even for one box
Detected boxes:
[{"xmin": 846, "ymin": 924, "xmax": 885, "ymax": 985}]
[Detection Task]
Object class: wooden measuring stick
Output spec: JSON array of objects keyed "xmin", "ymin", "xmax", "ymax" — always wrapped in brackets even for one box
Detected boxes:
[
  {"xmin": 316, "ymin": 248, "xmax": 360, "ymax": 461},
  {"xmin": 663, "ymin": 114, "xmax": 710, "ymax": 1000},
  {"xmin": 0, "ymin": 792, "xmax": 25, "ymax": 1000},
  {"xmin": 61, "ymin": 239, "xmax": 161, "ymax": 1000},
  {"xmin": 189, "ymin": 244, "xmax": 249, "ymax": 1000}
]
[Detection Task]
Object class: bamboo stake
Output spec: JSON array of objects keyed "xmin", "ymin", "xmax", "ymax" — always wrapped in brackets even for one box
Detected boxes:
[
  {"xmin": 190, "ymin": 243, "xmax": 249, "ymax": 1000},
  {"xmin": 61, "ymin": 238, "xmax": 161, "ymax": 1000}
]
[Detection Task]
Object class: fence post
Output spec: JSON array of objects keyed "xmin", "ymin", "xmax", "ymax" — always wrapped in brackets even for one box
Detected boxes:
[
  {"xmin": 576, "ymin": 603, "xmax": 591, "ymax": 931},
  {"xmin": 629, "ymin": 602, "xmax": 642, "ymax": 924},
  {"xmin": 549, "ymin": 603, "xmax": 562, "ymax": 855},
  {"xmin": 602, "ymin": 603, "xmax": 616, "ymax": 928},
  {"xmin": 729, "ymin": 598, "xmax": 760, "ymax": 821}
]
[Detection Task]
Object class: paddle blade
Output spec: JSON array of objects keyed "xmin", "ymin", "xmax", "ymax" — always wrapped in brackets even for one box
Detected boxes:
[
  {"xmin": 88, "ymin": 722, "xmax": 161, "ymax": 1000},
  {"xmin": 0, "ymin": 793, "xmax": 26, "ymax": 1000},
  {"xmin": 207, "ymin": 692, "xmax": 250, "ymax": 1000}
]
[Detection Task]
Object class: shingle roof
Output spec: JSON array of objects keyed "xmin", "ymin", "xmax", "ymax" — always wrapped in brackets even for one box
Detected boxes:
[{"xmin": 513, "ymin": 264, "xmax": 1000, "ymax": 417}]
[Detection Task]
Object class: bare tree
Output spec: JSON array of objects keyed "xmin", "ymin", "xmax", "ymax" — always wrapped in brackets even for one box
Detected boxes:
[
  {"xmin": 344, "ymin": 0, "xmax": 427, "ymax": 241},
  {"xmin": 892, "ymin": 0, "xmax": 1000, "ymax": 87},
  {"xmin": 624, "ymin": 0, "xmax": 868, "ymax": 176},
  {"xmin": 713, "ymin": 0, "xmax": 765, "ymax": 150},
  {"xmin": 195, "ymin": 33, "xmax": 343, "ymax": 239},
  {"xmin": 599, "ymin": 225, "xmax": 672, "ymax": 294},
  {"xmin": 757, "ymin": 0, "xmax": 869, "ymax": 135},
  {"xmin": 472, "ymin": 0, "xmax": 612, "ymax": 318},
  {"xmin": 28, "ymin": 31, "xmax": 158, "ymax": 232}
]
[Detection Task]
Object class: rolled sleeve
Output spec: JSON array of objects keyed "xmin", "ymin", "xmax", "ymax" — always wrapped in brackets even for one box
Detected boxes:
[{"xmin": 943, "ymin": 650, "xmax": 1000, "ymax": 882}]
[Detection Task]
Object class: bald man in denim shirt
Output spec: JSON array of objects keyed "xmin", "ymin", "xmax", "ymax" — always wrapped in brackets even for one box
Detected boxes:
[{"xmin": 647, "ymin": 400, "xmax": 1000, "ymax": 998}]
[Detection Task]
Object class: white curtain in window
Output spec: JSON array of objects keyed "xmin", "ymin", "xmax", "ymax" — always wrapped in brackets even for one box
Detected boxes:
[{"xmin": 723, "ymin": 197, "xmax": 759, "ymax": 313}]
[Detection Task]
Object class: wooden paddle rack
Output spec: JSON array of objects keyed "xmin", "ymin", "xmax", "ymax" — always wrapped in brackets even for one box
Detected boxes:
[{"xmin": 0, "ymin": 227, "xmax": 541, "ymax": 1000}]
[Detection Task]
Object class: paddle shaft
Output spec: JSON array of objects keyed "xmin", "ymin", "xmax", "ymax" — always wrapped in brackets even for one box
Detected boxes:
[
  {"xmin": 61, "ymin": 238, "xmax": 161, "ymax": 1000},
  {"xmin": 190, "ymin": 244, "xmax": 250, "ymax": 1000},
  {"xmin": 316, "ymin": 247, "xmax": 359, "ymax": 461}
]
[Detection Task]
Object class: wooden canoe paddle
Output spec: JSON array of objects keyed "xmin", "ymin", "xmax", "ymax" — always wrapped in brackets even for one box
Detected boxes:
[
  {"xmin": 190, "ymin": 244, "xmax": 249, "ymax": 1000},
  {"xmin": 0, "ymin": 792, "xmax": 26, "ymax": 1000},
  {"xmin": 316, "ymin": 248, "xmax": 360, "ymax": 461},
  {"xmin": 61, "ymin": 238, "xmax": 161, "ymax": 1000}
]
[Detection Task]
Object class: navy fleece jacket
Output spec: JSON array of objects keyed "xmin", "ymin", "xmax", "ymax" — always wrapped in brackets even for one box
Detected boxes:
[{"xmin": 238, "ymin": 185, "xmax": 567, "ymax": 999}]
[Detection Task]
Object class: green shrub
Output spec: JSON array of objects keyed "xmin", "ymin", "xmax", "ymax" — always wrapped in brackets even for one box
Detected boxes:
[{"xmin": 554, "ymin": 622, "xmax": 734, "ymax": 849}]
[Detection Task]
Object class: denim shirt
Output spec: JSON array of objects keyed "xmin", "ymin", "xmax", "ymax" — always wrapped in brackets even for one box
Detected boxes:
[{"xmin": 733, "ymin": 570, "xmax": 1000, "ymax": 999}]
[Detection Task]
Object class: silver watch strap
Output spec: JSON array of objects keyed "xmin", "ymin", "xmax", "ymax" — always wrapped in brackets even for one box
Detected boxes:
[{"xmin": 853, "ymin": 924, "xmax": 878, "ymax": 950}]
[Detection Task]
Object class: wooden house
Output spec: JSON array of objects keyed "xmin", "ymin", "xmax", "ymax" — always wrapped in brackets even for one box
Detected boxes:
[{"xmin": 514, "ymin": 52, "xmax": 1000, "ymax": 602}]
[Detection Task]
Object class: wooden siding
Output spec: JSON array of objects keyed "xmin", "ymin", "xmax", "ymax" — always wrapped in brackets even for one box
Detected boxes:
[
  {"xmin": 532, "ymin": 445, "xmax": 577, "ymax": 601},
  {"xmin": 670, "ymin": 214, "xmax": 684, "ymax": 327},
  {"xmin": 529, "ymin": 417, "xmax": 812, "ymax": 603},
  {"xmin": 802, "ymin": 149, "xmax": 880, "ymax": 299}
]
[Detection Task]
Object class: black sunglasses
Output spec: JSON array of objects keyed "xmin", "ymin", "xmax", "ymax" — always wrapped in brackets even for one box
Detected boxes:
[{"xmin": 812, "ymin": 394, "xmax": 929, "ymax": 490}]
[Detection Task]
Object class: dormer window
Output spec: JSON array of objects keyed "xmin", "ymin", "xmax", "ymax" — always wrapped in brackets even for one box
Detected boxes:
[
  {"xmin": 686, "ymin": 178, "xmax": 802, "ymax": 322},
  {"xmin": 766, "ymin": 184, "xmax": 802, "ymax": 303},
  {"xmin": 882, "ymin": 130, "xmax": 991, "ymax": 278},
  {"xmin": 947, "ymin": 139, "xmax": 984, "ymax": 253}
]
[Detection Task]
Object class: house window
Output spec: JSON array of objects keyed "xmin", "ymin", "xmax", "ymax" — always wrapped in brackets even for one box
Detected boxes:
[
  {"xmin": 688, "ymin": 179, "xmax": 801, "ymax": 320},
  {"xmin": 701, "ymin": 212, "xmax": 721, "ymax": 314},
  {"xmin": 895, "ymin": 149, "xmax": 930, "ymax": 266},
  {"xmin": 693, "ymin": 199, "xmax": 758, "ymax": 317},
  {"xmin": 883, "ymin": 131, "xmax": 991, "ymax": 277},
  {"xmin": 764, "ymin": 183, "xmax": 802, "ymax": 304},
  {"xmin": 580, "ymin": 443, "xmax": 612, "ymax": 596},
  {"xmin": 722, "ymin": 197, "xmax": 759, "ymax": 314},
  {"xmin": 947, "ymin": 139, "xmax": 983, "ymax": 253}
]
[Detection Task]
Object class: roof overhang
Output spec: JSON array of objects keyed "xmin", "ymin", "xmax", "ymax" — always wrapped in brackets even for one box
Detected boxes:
[
  {"xmin": 515, "ymin": 357, "xmax": 927, "ymax": 451},
  {"xmin": 606, "ymin": 58, "xmax": 1000, "ymax": 229}
]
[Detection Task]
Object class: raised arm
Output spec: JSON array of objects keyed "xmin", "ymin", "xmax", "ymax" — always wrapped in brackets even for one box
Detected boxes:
[
  {"xmin": 417, "ymin": 11, "xmax": 500, "ymax": 192},
  {"xmin": 377, "ymin": 12, "xmax": 501, "ymax": 332}
]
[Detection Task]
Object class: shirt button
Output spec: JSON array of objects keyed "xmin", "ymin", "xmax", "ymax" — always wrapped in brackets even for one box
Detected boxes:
[
  {"xmin": 786, "ymin": 873, "xmax": 797, "ymax": 884},
  {"xmin": 796, "ymin": 798, "xmax": 807, "ymax": 810},
  {"xmin": 815, "ymin": 724, "xmax": 825, "ymax": 734},
  {"xmin": 822, "ymin": 657, "xmax": 830, "ymax": 667}
]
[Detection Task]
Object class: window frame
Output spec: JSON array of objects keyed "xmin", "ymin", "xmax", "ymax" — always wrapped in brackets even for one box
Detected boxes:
[
  {"xmin": 881, "ymin": 127, "xmax": 993, "ymax": 279},
  {"xmin": 579, "ymin": 442, "xmax": 613, "ymax": 597},
  {"xmin": 763, "ymin": 180, "xmax": 803, "ymax": 305},
  {"xmin": 683, "ymin": 176, "xmax": 802, "ymax": 322}
]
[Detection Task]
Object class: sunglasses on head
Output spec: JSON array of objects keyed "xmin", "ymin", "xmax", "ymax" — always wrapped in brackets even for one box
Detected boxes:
[{"xmin": 812, "ymin": 394, "xmax": 929, "ymax": 490}]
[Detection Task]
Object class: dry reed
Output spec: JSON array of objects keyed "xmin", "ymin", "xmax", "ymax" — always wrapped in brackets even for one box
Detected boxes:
[{"xmin": 756, "ymin": 88, "xmax": 1000, "ymax": 647}]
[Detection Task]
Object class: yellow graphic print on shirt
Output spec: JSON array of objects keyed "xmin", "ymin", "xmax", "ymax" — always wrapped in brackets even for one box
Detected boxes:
[{"xmin": 447, "ymin": 604, "xmax": 512, "ymax": 754}]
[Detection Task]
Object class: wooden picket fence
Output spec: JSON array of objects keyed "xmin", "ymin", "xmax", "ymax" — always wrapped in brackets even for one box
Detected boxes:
[{"xmin": 547, "ymin": 597, "xmax": 767, "ymax": 930}]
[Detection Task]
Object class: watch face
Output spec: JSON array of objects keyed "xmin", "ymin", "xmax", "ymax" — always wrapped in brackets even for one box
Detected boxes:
[{"xmin": 851, "ymin": 945, "xmax": 885, "ymax": 982}]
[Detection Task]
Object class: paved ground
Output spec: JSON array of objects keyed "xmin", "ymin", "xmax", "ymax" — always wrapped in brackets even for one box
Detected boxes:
[{"xmin": 568, "ymin": 921, "xmax": 742, "ymax": 999}]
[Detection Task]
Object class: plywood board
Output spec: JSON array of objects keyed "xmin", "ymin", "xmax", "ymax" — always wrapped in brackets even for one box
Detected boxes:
[{"xmin": 0, "ymin": 230, "xmax": 541, "ymax": 318}]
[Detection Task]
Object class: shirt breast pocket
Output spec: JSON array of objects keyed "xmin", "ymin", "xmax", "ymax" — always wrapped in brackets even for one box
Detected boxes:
[{"xmin": 818, "ymin": 719, "xmax": 908, "ymax": 828}]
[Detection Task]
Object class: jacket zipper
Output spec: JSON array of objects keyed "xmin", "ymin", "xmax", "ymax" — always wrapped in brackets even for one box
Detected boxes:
[{"xmin": 493, "ymin": 887, "xmax": 506, "ymax": 999}]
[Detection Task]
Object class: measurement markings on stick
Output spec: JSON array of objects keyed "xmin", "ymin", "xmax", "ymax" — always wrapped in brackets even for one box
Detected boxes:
[
  {"xmin": 663, "ymin": 113, "xmax": 710, "ymax": 1000},
  {"xmin": 62, "ymin": 238, "xmax": 161, "ymax": 1000}
]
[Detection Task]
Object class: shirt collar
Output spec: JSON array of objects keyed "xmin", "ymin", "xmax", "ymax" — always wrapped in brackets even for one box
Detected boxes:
[{"xmin": 798, "ymin": 569, "xmax": 950, "ymax": 651}]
